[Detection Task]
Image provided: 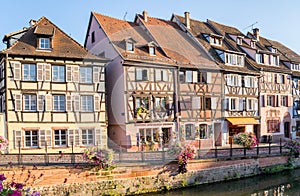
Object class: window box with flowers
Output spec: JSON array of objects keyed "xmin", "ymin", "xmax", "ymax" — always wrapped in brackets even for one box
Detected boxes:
[
  {"xmin": 284, "ymin": 139, "xmax": 300, "ymax": 158},
  {"xmin": 0, "ymin": 136, "xmax": 8, "ymax": 154}
]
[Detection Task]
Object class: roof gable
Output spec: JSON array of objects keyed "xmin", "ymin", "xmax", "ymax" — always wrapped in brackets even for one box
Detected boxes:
[{"xmin": 2, "ymin": 16, "xmax": 106, "ymax": 61}]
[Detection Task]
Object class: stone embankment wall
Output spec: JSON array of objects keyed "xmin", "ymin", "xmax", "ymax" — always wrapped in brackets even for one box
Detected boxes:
[{"xmin": 0, "ymin": 156, "xmax": 295, "ymax": 195}]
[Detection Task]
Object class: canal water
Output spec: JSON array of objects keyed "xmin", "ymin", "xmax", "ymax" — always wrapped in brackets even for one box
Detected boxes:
[{"xmin": 146, "ymin": 168, "xmax": 300, "ymax": 195}]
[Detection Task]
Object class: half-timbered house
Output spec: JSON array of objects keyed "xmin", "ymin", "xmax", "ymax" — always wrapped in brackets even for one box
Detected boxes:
[
  {"xmin": 243, "ymin": 29, "xmax": 293, "ymax": 141},
  {"xmin": 85, "ymin": 12, "xmax": 177, "ymax": 150},
  {"xmin": 261, "ymin": 39, "xmax": 300, "ymax": 139},
  {"xmin": 173, "ymin": 13, "xmax": 260, "ymax": 145},
  {"xmin": 0, "ymin": 17, "xmax": 108, "ymax": 153},
  {"xmin": 136, "ymin": 11, "xmax": 222, "ymax": 148}
]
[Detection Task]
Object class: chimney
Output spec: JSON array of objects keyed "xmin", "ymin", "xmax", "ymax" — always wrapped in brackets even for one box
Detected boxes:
[
  {"xmin": 143, "ymin": 10, "xmax": 148, "ymax": 22},
  {"xmin": 253, "ymin": 28, "xmax": 260, "ymax": 41},
  {"xmin": 29, "ymin": 19, "xmax": 37, "ymax": 27},
  {"xmin": 184, "ymin": 11, "xmax": 190, "ymax": 29}
]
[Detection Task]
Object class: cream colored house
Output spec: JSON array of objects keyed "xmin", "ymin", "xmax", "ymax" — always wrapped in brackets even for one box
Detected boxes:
[{"xmin": 0, "ymin": 17, "xmax": 108, "ymax": 153}]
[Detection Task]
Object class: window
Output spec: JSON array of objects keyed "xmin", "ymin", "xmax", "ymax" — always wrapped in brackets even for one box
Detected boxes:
[
  {"xmin": 155, "ymin": 69, "xmax": 168, "ymax": 81},
  {"xmin": 267, "ymin": 120, "xmax": 280, "ymax": 133},
  {"xmin": 281, "ymin": 95, "xmax": 288, "ymax": 107},
  {"xmin": 82, "ymin": 129, "xmax": 94, "ymax": 145},
  {"xmin": 139, "ymin": 128, "xmax": 159, "ymax": 143},
  {"xmin": 25, "ymin": 130, "xmax": 38, "ymax": 148},
  {"xmin": 199, "ymin": 124, "xmax": 207, "ymax": 139},
  {"xmin": 80, "ymin": 67, "xmax": 92, "ymax": 83},
  {"xmin": 91, "ymin": 31, "xmax": 95, "ymax": 43},
  {"xmin": 23, "ymin": 64, "xmax": 36, "ymax": 81},
  {"xmin": 53, "ymin": 95, "xmax": 65, "ymax": 111},
  {"xmin": 226, "ymin": 74, "xmax": 240, "ymax": 86},
  {"xmin": 185, "ymin": 124, "xmax": 195, "ymax": 140},
  {"xmin": 236, "ymin": 37, "xmax": 242, "ymax": 45},
  {"xmin": 247, "ymin": 98, "xmax": 255, "ymax": 111},
  {"xmin": 244, "ymin": 76, "xmax": 255, "ymax": 88},
  {"xmin": 278, "ymin": 74, "xmax": 285, "ymax": 84},
  {"xmin": 39, "ymin": 38, "xmax": 50, "ymax": 49},
  {"xmin": 52, "ymin": 65, "xmax": 65, "ymax": 82},
  {"xmin": 272, "ymin": 55, "xmax": 278, "ymax": 66},
  {"xmin": 205, "ymin": 98, "xmax": 211, "ymax": 110},
  {"xmin": 136, "ymin": 97, "xmax": 149, "ymax": 111},
  {"xmin": 256, "ymin": 54, "xmax": 263, "ymax": 64},
  {"xmin": 149, "ymin": 47, "xmax": 156, "ymax": 56},
  {"xmin": 126, "ymin": 42, "xmax": 134, "ymax": 51},
  {"xmin": 225, "ymin": 53, "xmax": 244, "ymax": 66},
  {"xmin": 179, "ymin": 70, "xmax": 206, "ymax": 83},
  {"xmin": 230, "ymin": 98, "xmax": 238, "ymax": 111},
  {"xmin": 136, "ymin": 68, "xmax": 148, "ymax": 81},
  {"xmin": 54, "ymin": 129, "xmax": 67, "ymax": 146},
  {"xmin": 155, "ymin": 97, "xmax": 166, "ymax": 112},
  {"xmin": 24, "ymin": 94, "xmax": 37, "ymax": 111},
  {"xmin": 292, "ymin": 64, "xmax": 300, "ymax": 71},
  {"xmin": 267, "ymin": 95, "xmax": 275, "ymax": 107},
  {"xmin": 81, "ymin": 95, "xmax": 93, "ymax": 112},
  {"xmin": 210, "ymin": 36, "xmax": 222, "ymax": 46},
  {"xmin": 250, "ymin": 41, "xmax": 256, "ymax": 48}
]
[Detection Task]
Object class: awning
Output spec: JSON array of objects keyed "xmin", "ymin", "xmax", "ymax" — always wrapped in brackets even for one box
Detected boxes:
[{"xmin": 226, "ymin": 117, "xmax": 259, "ymax": 125}]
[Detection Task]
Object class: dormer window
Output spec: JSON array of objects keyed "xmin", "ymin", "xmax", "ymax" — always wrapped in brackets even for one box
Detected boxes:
[
  {"xmin": 224, "ymin": 52, "xmax": 244, "ymax": 66},
  {"xmin": 250, "ymin": 41, "xmax": 256, "ymax": 48},
  {"xmin": 39, "ymin": 38, "xmax": 50, "ymax": 49},
  {"xmin": 149, "ymin": 46, "xmax": 156, "ymax": 56},
  {"xmin": 267, "ymin": 46, "xmax": 277, "ymax": 53},
  {"xmin": 236, "ymin": 37, "xmax": 242, "ymax": 45},
  {"xmin": 210, "ymin": 36, "xmax": 222, "ymax": 46},
  {"xmin": 126, "ymin": 42, "xmax": 134, "ymax": 52}
]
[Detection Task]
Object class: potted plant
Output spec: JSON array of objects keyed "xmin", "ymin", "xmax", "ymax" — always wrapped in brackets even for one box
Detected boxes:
[
  {"xmin": 233, "ymin": 132, "xmax": 258, "ymax": 149},
  {"xmin": 0, "ymin": 136, "xmax": 9, "ymax": 154}
]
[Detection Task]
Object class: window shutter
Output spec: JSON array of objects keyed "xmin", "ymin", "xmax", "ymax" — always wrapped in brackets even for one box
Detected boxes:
[
  {"xmin": 163, "ymin": 70, "xmax": 168, "ymax": 81},
  {"xmin": 74, "ymin": 129, "xmax": 81, "ymax": 146},
  {"xmin": 44, "ymin": 64, "xmax": 51, "ymax": 81},
  {"xmin": 155, "ymin": 69, "xmax": 161, "ymax": 81},
  {"xmin": 73, "ymin": 66, "xmax": 79, "ymax": 83},
  {"xmin": 238, "ymin": 75, "xmax": 242, "ymax": 87},
  {"xmin": 66, "ymin": 65, "xmax": 72, "ymax": 82},
  {"xmin": 193, "ymin": 71, "xmax": 198, "ymax": 83},
  {"xmin": 12, "ymin": 61, "xmax": 21, "ymax": 80},
  {"xmin": 14, "ymin": 130, "xmax": 22, "ymax": 149},
  {"xmin": 223, "ymin": 98, "xmax": 229, "ymax": 110},
  {"xmin": 93, "ymin": 67, "xmax": 100, "ymax": 83},
  {"xmin": 94, "ymin": 94, "xmax": 100, "ymax": 111},
  {"xmin": 192, "ymin": 97, "xmax": 200, "ymax": 109},
  {"xmin": 66, "ymin": 95, "xmax": 72, "ymax": 111},
  {"xmin": 206, "ymin": 72, "xmax": 211, "ymax": 83},
  {"xmin": 39, "ymin": 130, "xmax": 46, "ymax": 147},
  {"xmin": 68, "ymin": 130, "xmax": 74, "ymax": 147},
  {"xmin": 45, "ymin": 130, "xmax": 52, "ymax": 147},
  {"xmin": 45, "ymin": 94, "xmax": 52, "ymax": 111},
  {"xmin": 226, "ymin": 75, "xmax": 231, "ymax": 85},
  {"xmin": 254, "ymin": 99, "xmax": 258, "ymax": 113},
  {"xmin": 74, "ymin": 95, "xmax": 80, "ymax": 111},
  {"xmin": 37, "ymin": 94, "xmax": 44, "ymax": 111},
  {"xmin": 239, "ymin": 98, "xmax": 244, "ymax": 111},
  {"xmin": 37, "ymin": 63, "xmax": 44, "ymax": 81},
  {"xmin": 288, "ymin": 95, "xmax": 292, "ymax": 107},
  {"xmin": 211, "ymin": 97, "xmax": 216, "ymax": 110},
  {"xmin": 261, "ymin": 95, "xmax": 265, "ymax": 107},
  {"xmin": 94, "ymin": 129, "xmax": 101, "ymax": 146},
  {"xmin": 254, "ymin": 77, "xmax": 258, "ymax": 88},
  {"xmin": 14, "ymin": 94, "xmax": 22, "ymax": 111}
]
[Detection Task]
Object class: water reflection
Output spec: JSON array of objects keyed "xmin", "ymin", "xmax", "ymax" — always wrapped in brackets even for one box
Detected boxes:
[{"xmin": 146, "ymin": 169, "xmax": 300, "ymax": 196}]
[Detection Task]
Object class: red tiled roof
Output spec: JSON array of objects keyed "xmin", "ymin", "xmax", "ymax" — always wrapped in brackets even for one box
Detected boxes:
[
  {"xmin": 92, "ymin": 12, "xmax": 175, "ymax": 65},
  {"xmin": 2, "ymin": 16, "xmax": 107, "ymax": 62},
  {"xmin": 138, "ymin": 14, "xmax": 219, "ymax": 69}
]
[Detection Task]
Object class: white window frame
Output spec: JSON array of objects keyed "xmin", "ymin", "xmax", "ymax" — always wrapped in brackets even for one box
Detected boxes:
[
  {"xmin": 52, "ymin": 65, "xmax": 65, "ymax": 82},
  {"xmin": 81, "ymin": 95, "xmax": 93, "ymax": 112},
  {"xmin": 53, "ymin": 95, "xmax": 65, "ymax": 112},
  {"xmin": 82, "ymin": 129, "xmax": 94, "ymax": 145},
  {"xmin": 23, "ymin": 64, "xmax": 36, "ymax": 81},
  {"xmin": 25, "ymin": 130, "xmax": 39, "ymax": 148},
  {"xmin": 126, "ymin": 42, "xmax": 134, "ymax": 52},
  {"xmin": 185, "ymin": 124, "xmax": 195, "ymax": 140},
  {"xmin": 225, "ymin": 53, "xmax": 244, "ymax": 66},
  {"xmin": 229, "ymin": 97, "xmax": 239, "ymax": 111},
  {"xmin": 136, "ymin": 68, "xmax": 148, "ymax": 81},
  {"xmin": 54, "ymin": 129, "xmax": 67, "ymax": 146},
  {"xmin": 80, "ymin": 67, "xmax": 92, "ymax": 83},
  {"xmin": 256, "ymin": 53, "xmax": 263, "ymax": 64},
  {"xmin": 39, "ymin": 38, "xmax": 50, "ymax": 49},
  {"xmin": 199, "ymin": 124, "xmax": 208, "ymax": 139},
  {"xmin": 23, "ymin": 94, "xmax": 37, "ymax": 111}
]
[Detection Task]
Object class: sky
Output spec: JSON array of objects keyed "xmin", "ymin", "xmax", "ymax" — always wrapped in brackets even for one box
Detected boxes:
[{"xmin": 1, "ymin": 0, "xmax": 300, "ymax": 54}]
